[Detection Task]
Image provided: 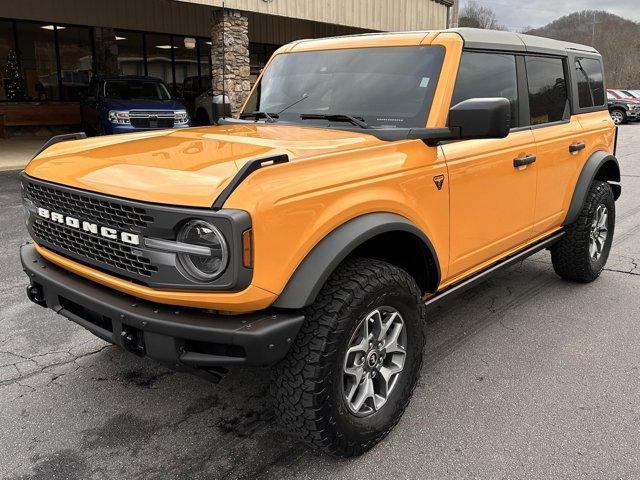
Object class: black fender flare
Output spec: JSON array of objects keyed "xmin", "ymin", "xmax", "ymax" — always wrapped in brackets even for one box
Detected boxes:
[
  {"xmin": 273, "ymin": 212, "xmax": 440, "ymax": 309},
  {"xmin": 564, "ymin": 151, "xmax": 621, "ymax": 226}
]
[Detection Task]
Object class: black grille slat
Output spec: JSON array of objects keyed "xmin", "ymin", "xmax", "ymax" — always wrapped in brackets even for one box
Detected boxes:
[
  {"xmin": 33, "ymin": 220, "xmax": 158, "ymax": 277},
  {"xmin": 130, "ymin": 118, "xmax": 175, "ymax": 128},
  {"xmin": 25, "ymin": 183, "xmax": 153, "ymax": 232}
]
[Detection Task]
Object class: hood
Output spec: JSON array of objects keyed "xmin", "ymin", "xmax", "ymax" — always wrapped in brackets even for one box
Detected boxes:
[
  {"xmin": 25, "ymin": 124, "xmax": 384, "ymax": 207},
  {"xmin": 101, "ymin": 98, "xmax": 186, "ymax": 111}
]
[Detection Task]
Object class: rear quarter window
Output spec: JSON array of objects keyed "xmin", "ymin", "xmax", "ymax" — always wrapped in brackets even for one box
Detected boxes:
[{"xmin": 576, "ymin": 57, "xmax": 605, "ymax": 108}]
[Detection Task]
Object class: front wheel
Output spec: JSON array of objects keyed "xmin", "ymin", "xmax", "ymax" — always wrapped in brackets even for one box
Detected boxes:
[
  {"xmin": 551, "ymin": 180, "xmax": 615, "ymax": 282},
  {"xmin": 270, "ymin": 258, "xmax": 427, "ymax": 457},
  {"xmin": 610, "ymin": 109, "xmax": 627, "ymax": 125}
]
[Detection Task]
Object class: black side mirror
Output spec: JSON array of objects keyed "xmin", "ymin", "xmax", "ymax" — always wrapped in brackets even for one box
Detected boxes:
[{"xmin": 448, "ymin": 97, "xmax": 511, "ymax": 140}]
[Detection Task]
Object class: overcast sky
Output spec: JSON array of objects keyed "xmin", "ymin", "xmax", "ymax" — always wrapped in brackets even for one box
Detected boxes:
[{"xmin": 459, "ymin": 0, "xmax": 640, "ymax": 31}]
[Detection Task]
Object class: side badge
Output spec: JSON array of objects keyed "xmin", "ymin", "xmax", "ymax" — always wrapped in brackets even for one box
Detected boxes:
[{"xmin": 433, "ymin": 174, "xmax": 445, "ymax": 190}]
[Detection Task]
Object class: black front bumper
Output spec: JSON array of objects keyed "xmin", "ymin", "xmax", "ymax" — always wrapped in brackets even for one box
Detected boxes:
[{"xmin": 21, "ymin": 244, "xmax": 304, "ymax": 372}]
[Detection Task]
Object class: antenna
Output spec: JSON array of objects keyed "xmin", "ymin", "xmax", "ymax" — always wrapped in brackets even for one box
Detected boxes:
[{"xmin": 221, "ymin": 0, "xmax": 227, "ymax": 119}]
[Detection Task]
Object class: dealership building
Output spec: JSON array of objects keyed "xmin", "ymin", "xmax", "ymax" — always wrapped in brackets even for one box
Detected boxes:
[{"xmin": 0, "ymin": 0, "xmax": 456, "ymax": 135}]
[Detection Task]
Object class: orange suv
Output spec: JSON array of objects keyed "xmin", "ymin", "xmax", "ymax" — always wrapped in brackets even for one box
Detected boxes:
[{"xmin": 20, "ymin": 29, "xmax": 621, "ymax": 456}]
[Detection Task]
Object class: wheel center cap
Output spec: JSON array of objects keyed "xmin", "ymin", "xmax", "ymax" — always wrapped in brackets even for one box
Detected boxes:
[{"xmin": 367, "ymin": 351, "xmax": 379, "ymax": 368}]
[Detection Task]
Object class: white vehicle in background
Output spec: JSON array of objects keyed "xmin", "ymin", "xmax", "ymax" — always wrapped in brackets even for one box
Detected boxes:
[{"xmin": 193, "ymin": 90, "xmax": 230, "ymax": 125}]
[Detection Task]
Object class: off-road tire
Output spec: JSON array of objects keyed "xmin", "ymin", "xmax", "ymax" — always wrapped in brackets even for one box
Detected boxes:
[
  {"xmin": 270, "ymin": 257, "xmax": 427, "ymax": 457},
  {"xmin": 551, "ymin": 180, "xmax": 615, "ymax": 282}
]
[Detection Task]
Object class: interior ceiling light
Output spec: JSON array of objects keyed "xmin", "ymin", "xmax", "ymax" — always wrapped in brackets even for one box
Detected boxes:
[{"xmin": 184, "ymin": 37, "xmax": 196, "ymax": 49}]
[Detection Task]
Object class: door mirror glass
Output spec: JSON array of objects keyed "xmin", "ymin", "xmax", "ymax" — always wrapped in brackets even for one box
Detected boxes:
[{"xmin": 448, "ymin": 97, "xmax": 511, "ymax": 140}]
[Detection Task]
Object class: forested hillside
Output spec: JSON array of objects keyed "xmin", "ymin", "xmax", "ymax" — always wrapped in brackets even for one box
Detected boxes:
[{"xmin": 527, "ymin": 11, "xmax": 640, "ymax": 88}]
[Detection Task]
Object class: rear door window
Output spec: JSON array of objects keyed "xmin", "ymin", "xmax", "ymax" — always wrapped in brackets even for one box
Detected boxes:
[
  {"xmin": 575, "ymin": 57, "xmax": 605, "ymax": 108},
  {"xmin": 452, "ymin": 51, "xmax": 519, "ymax": 127},
  {"xmin": 525, "ymin": 56, "xmax": 569, "ymax": 125}
]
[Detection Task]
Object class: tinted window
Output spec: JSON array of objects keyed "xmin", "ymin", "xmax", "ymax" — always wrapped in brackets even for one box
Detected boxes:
[
  {"xmin": 244, "ymin": 46, "xmax": 445, "ymax": 128},
  {"xmin": 0, "ymin": 20, "xmax": 16, "ymax": 100},
  {"xmin": 526, "ymin": 56, "xmax": 569, "ymax": 125},
  {"xmin": 114, "ymin": 31, "xmax": 144, "ymax": 76},
  {"xmin": 57, "ymin": 26, "xmax": 93, "ymax": 101},
  {"xmin": 576, "ymin": 57, "xmax": 605, "ymax": 108},
  {"xmin": 451, "ymin": 52, "xmax": 518, "ymax": 127},
  {"xmin": 16, "ymin": 22, "xmax": 59, "ymax": 101}
]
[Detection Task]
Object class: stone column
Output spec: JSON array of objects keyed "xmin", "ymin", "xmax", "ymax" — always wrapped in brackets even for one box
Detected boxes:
[
  {"xmin": 211, "ymin": 8, "xmax": 250, "ymax": 116},
  {"xmin": 450, "ymin": 0, "xmax": 459, "ymax": 28},
  {"xmin": 94, "ymin": 28, "xmax": 119, "ymax": 76}
]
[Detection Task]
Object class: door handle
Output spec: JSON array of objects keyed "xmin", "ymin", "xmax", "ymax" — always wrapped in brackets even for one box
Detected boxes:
[
  {"xmin": 513, "ymin": 154, "xmax": 536, "ymax": 168},
  {"xmin": 569, "ymin": 142, "xmax": 586, "ymax": 153}
]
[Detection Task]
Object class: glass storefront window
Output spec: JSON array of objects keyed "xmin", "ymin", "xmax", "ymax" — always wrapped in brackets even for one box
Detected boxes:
[
  {"xmin": 0, "ymin": 20, "xmax": 18, "ymax": 100},
  {"xmin": 146, "ymin": 34, "xmax": 173, "ymax": 88},
  {"xmin": 249, "ymin": 42, "xmax": 279, "ymax": 84},
  {"xmin": 199, "ymin": 38, "xmax": 211, "ymax": 90},
  {"xmin": 3, "ymin": 23, "xmax": 218, "ymax": 103},
  {"xmin": 115, "ymin": 30, "xmax": 144, "ymax": 76},
  {"xmin": 16, "ymin": 22, "xmax": 59, "ymax": 101},
  {"xmin": 173, "ymin": 35, "xmax": 199, "ymax": 96},
  {"xmin": 56, "ymin": 26, "xmax": 93, "ymax": 101}
]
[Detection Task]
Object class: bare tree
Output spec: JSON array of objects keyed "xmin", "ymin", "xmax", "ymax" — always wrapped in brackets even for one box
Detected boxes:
[{"xmin": 459, "ymin": 1, "xmax": 504, "ymax": 30}]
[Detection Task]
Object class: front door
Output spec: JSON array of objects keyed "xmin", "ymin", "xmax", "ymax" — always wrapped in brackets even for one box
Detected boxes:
[
  {"xmin": 440, "ymin": 50, "xmax": 538, "ymax": 281},
  {"xmin": 442, "ymin": 131, "xmax": 538, "ymax": 279}
]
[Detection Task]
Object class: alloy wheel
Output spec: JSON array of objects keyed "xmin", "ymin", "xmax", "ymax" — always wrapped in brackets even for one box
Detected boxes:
[
  {"xmin": 342, "ymin": 306, "xmax": 407, "ymax": 417},
  {"xmin": 610, "ymin": 111, "xmax": 624, "ymax": 125},
  {"xmin": 589, "ymin": 204, "xmax": 609, "ymax": 261}
]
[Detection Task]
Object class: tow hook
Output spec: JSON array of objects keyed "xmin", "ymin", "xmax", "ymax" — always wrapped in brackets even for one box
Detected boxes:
[
  {"xmin": 26, "ymin": 284, "xmax": 46, "ymax": 307},
  {"xmin": 120, "ymin": 326, "xmax": 146, "ymax": 357}
]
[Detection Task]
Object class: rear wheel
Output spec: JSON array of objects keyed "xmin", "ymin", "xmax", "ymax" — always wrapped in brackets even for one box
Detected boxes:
[
  {"xmin": 610, "ymin": 109, "xmax": 627, "ymax": 125},
  {"xmin": 270, "ymin": 258, "xmax": 427, "ymax": 457},
  {"xmin": 551, "ymin": 180, "xmax": 615, "ymax": 282}
]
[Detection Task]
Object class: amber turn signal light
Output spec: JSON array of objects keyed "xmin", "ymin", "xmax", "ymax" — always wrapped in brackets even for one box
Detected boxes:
[{"xmin": 242, "ymin": 229, "xmax": 253, "ymax": 268}]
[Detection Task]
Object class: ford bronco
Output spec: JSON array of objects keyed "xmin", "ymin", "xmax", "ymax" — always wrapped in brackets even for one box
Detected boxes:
[{"xmin": 20, "ymin": 29, "xmax": 620, "ymax": 456}]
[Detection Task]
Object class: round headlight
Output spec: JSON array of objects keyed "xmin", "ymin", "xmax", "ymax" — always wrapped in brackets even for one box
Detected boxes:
[{"xmin": 177, "ymin": 220, "xmax": 228, "ymax": 282}]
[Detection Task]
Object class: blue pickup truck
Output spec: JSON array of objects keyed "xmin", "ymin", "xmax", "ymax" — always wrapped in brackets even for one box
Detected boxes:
[{"xmin": 80, "ymin": 76, "xmax": 190, "ymax": 135}]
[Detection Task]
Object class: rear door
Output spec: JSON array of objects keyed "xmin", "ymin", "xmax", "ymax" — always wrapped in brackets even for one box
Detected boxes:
[
  {"xmin": 525, "ymin": 55, "xmax": 585, "ymax": 234},
  {"xmin": 441, "ymin": 51, "xmax": 538, "ymax": 279}
]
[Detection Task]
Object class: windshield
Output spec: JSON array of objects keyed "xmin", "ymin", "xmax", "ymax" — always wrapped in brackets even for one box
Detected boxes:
[
  {"xmin": 243, "ymin": 46, "xmax": 445, "ymax": 128},
  {"xmin": 622, "ymin": 90, "xmax": 640, "ymax": 99},
  {"xmin": 103, "ymin": 80, "xmax": 172, "ymax": 101}
]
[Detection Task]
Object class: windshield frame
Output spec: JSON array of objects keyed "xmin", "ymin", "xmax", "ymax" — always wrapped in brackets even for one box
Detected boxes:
[{"xmin": 241, "ymin": 45, "xmax": 446, "ymax": 130}]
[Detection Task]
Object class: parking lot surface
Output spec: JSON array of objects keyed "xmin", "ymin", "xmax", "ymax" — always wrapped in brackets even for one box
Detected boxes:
[{"xmin": 1, "ymin": 126, "xmax": 639, "ymax": 480}]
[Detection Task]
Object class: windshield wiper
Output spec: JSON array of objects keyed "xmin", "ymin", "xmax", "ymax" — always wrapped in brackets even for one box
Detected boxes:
[
  {"xmin": 239, "ymin": 111, "xmax": 278, "ymax": 123},
  {"xmin": 299, "ymin": 113, "xmax": 369, "ymax": 129}
]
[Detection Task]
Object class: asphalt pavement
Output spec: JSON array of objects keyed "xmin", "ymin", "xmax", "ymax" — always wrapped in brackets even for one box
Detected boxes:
[{"xmin": 1, "ymin": 126, "xmax": 639, "ymax": 479}]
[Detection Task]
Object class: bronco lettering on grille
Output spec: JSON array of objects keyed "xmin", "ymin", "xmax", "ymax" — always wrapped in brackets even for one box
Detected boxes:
[{"xmin": 36, "ymin": 207, "xmax": 140, "ymax": 246}]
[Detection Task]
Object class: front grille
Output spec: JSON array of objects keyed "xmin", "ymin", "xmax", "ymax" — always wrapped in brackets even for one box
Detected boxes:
[
  {"xmin": 130, "ymin": 111, "xmax": 175, "ymax": 129},
  {"xmin": 25, "ymin": 182, "xmax": 153, "ymax": 233},
  {"xmin": 33, "ymin": 220, "xmax": 158, "ymax": 277}
]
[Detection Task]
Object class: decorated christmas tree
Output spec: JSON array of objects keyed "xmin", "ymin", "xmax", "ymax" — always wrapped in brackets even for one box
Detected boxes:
[{"xmin": 3, "ymin": 50, "xmax": 26, "ymax": 101}]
